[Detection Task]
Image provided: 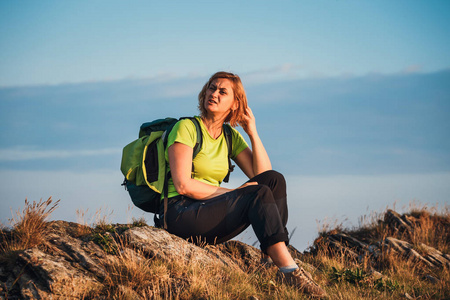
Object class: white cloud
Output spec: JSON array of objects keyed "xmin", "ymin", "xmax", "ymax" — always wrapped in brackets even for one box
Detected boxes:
[{"xmin": 0, "ymin": 147, "xmax": 121, "ymax": 161}]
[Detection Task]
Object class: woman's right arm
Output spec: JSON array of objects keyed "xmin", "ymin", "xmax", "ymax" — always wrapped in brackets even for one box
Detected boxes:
[{"xmin": 168, "ymin": 142, "xmax": 232, "ymax": 200}]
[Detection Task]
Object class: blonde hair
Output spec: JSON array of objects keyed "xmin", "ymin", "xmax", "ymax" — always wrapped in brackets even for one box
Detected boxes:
[{"xmin": 198, "ymin": 71, "xmax": 248, "ymax": 127}]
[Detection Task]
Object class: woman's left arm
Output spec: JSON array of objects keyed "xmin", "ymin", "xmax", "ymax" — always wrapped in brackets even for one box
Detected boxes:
[{"xmin": 234, "ymin": 107, "xmax": 272, "ymax": 178}]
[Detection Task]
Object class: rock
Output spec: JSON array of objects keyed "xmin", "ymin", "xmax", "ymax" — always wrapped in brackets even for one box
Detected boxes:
[
  {"xmin": 418, "ymin": 243, "xmax": 450, "ymax": 269},
  {"xmin": 383, "ymin": 237, "xmax": 432, "ymax": 267},
  {"xmin": 14, "ymin": 247, "xmax": 102, "ymax": 299},
  {"xmin": 310, "ymin": 209, "xmax": 450, "ymax": 274},
  {"xmin": 384, "ymin": 209, "xmax": 413, "ymax": 233},
  {"xmin": 123, "ymin": 226, "xmax": 237, "ymax": 267},
  {"xmin": 383, "ymin": 237, "xmax": 450, "ymax": 269},
  {"xmin": 217, "ymin": 240, "xmax": 262, "ymax": 272},
  {"xmin": 2, "ymin": 208, "xmax": 448, "ymax": 298},
  {"xmin": 404, "ymin": 292, "xmax": 415, "ymax": 299},
  {"xmin": 368, "ymin": 269, "xmax": 383, "ymax": 280},
  {"xmin": 0, "ymin": 220, "xmax": 269, "ymax": 299},
  {"xmin": 423, "ymin": 274, "xmax": 439, "ymax": 284}
]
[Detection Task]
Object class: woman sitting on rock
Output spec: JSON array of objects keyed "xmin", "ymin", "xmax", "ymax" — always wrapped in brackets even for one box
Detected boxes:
[{"xmin": 161, "ymin": 71, "xmax": 327, "ymax": 298}]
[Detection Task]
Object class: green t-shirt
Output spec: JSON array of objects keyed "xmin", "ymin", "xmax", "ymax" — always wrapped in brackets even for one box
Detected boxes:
[{"xmin": 164, "ymin": 116, "xmax": 248, "ymax": 198}]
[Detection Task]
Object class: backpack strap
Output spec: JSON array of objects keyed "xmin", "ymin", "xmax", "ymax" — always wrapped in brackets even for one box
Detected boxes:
[
  {"xmin": 222, "ymin": 124, "xmax": 235, "ymax": 183},
  {"xmin": 162, "ymin": 171, "xmax": 170, "ymax": 229},
  {"xmin": 190, "ymin": 117, "xmax": 203, "ymax": 176}
]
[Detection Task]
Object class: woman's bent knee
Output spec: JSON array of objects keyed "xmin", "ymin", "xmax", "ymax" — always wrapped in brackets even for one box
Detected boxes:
[
  {"xmin": 268, "ymin": 170, "xmax": 286, "ymax": 185},
  {"xmin": 254, "ymin": 170, "xmax": 286, "ymax": 193},
  {"xmin": 259, "ymin": 170, "xmax": 285, "ymax": 182}
]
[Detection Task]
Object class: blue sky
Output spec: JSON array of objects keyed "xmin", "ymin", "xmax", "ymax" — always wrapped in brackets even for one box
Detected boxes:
[
  {"xmin": 1, "ymin": 1, "xmax": 449, "ymax": 86},
  {"xmin": 1, "ymin": 1, "xmax": 449, "ymax": 250}
]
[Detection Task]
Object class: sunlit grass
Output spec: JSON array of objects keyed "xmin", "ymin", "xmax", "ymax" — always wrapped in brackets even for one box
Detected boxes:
[
  {"xmin": 0, "ymin": 197, "xmax": 59, "ymax": 259},
  {"xmin": 305, "ymin": 202, "xmax": 450, "ymax": 299},
  {"xmin": 1, "ymin": 199, "xmax": 448, "ymax": 299}
]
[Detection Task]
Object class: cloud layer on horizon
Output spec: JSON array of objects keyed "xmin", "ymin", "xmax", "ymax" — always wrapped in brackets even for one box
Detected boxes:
[{"xmin": 0, "ymin": 70, "xmax": 449, "ymax": 176}]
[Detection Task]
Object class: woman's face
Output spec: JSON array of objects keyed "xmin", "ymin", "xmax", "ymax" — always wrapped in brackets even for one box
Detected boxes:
[{"xmin": 203, "ymin": 78, "xmax": 237, "ymax": 117}]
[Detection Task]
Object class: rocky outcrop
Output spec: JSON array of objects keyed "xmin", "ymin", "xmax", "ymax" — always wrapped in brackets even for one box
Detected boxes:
[
  {"xmin": 309, "ymin": 209, "xmax": 450, "ymax": 271},
  {"xmin": 0, "ymin": 221, "xmax": 264, "ymax": 299},
  {"xmin": 1, "ymin": 208, "xmax": 448, "ymax": 299}
]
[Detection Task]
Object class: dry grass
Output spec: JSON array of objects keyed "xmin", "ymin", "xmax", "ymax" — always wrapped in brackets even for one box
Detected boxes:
[
  {"xmin": 2, "ymin": 199, "xmax": 448, "ymax": 299},
  {"xmin": 306, "ymin": 203, "xmax": 450, "ymax": 299},
  {"xmin": 75, "ymin": 207, "xmax": 94, "ymax": 236},
  {"xmin": 407, "ymin": 204, "xmax": 450, "ymax": 254},
  {"xmin": 0, "ymin": 197, "xmax": 59, "ymax": 258},
  {"xmin": 86, "ymin": 236, "xmax": 293, "ymax": 300}
]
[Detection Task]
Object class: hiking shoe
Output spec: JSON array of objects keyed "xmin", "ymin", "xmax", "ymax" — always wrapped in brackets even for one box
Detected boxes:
[{"xmin": 278, "ymin": 267, "xmax": 328, "ymax": 298}]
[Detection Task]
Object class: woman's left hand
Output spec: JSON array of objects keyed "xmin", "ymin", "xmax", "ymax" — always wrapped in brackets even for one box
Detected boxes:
[{"xmin": 239, "ymin": 107, "xmax": 258, "ymax": 137}]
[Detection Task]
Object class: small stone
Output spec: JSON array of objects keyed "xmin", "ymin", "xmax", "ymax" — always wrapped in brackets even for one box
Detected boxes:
[
  {"xmin": 423, "ymin": 275, "xmax": 439, "ymax": 284},
  {"xmin": 404, "ymin": 292, "xmax": 414, "ymax": 299}
]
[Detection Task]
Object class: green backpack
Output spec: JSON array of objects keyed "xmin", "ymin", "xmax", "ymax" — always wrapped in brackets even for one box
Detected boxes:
[{"xmin": 120, "ymin": 117, "xmax": 234, "ymax": 227}]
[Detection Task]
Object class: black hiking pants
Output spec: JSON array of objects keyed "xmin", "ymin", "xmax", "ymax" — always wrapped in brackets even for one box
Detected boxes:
[{"xmin": 161, "ymin": 170, "xmax": 289, "ymax": 253}]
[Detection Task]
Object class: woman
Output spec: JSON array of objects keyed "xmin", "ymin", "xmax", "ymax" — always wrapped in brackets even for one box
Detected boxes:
[{"xmin": 161, "ymin": 71, "xmax": 326, "ymax": 297}]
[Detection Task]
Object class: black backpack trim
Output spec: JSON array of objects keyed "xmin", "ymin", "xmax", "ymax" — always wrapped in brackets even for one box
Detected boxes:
[{"xmin": 222, "ymin": 124, "xmax": 235, "ymax": 183}]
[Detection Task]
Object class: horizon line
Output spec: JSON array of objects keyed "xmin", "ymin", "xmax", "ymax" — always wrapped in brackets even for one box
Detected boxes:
[{"xmin": 2, "ymin": 66, "xmax": 449, "ymax": 90}]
